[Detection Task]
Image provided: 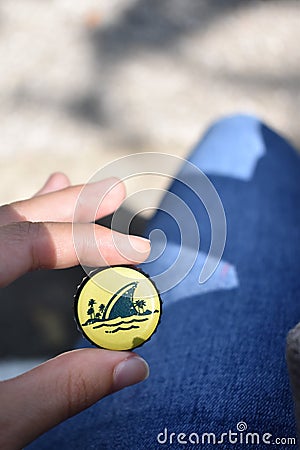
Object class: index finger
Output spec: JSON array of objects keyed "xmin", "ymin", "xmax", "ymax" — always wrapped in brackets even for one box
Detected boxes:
[{"xmin": 0, "ymin": 221, "xmax": 150, "ymax": 288}]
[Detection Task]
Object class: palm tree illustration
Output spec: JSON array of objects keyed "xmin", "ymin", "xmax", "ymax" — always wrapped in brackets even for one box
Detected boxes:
[
  {"xmin": 98, "ymin": 303, "xmax": 105, "ymax": 316},
  {"xmin": 87, "ymin": 299, "xmax": 97, "ymax": 320},
  {"xmin": 134, "ymin": 299, "xmax": 146, "ymax": 315}
]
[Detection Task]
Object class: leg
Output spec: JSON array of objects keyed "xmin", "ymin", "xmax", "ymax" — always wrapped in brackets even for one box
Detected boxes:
[{"xmin": 29, "ymin": 114, "xmax": 300, "ymax": 449}]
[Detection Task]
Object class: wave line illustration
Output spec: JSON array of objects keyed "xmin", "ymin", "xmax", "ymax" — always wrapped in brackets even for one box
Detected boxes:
[
  {"xmin": 93, "ymin": 317, "xmax": 149, "ymax": 329},
  {"xmin": 105, "ymin": 325, "xmax": 140, "ymax": 334}
]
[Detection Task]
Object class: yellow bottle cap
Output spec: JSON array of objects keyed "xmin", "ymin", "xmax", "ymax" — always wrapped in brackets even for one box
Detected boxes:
[{"xmin": 74, "ymin": 266, "xmax": 162, "ymax": 351}]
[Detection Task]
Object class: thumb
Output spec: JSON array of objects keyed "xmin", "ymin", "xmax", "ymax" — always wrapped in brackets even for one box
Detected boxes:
[{"xmin": 0, "ymin": 348, "xmax": 149, "ymax": 449}]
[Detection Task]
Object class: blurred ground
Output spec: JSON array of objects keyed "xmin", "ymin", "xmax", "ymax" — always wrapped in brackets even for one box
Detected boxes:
[
  {"xmin": 0, "ymin": 0, "xmax": 300, "ymax": 363},
  {"xmin": 0, "ymin": 0, "xmax": 300, "ymax": 205}
]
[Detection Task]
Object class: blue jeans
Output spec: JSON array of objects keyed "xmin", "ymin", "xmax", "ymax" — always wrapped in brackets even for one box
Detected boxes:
[{"xmin": 29, "ymin": 114, "xmax": 300, "ymax": 449}]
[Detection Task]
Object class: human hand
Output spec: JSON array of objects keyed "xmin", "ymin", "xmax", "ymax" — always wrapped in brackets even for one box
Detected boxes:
[{"xmin": 0, "ymin": 173, "xmax": 150, "ymax": 449}]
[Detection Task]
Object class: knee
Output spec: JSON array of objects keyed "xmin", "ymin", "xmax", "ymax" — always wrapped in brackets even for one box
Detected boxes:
[{"xmin": 189, "ymin": 113, "xmax": 266, "ymax": 181}]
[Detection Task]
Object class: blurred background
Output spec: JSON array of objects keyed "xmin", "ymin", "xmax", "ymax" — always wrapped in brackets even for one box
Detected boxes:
[{"xmin": 0, "ymin": 0, "xmax": 300, "ymax": 376}]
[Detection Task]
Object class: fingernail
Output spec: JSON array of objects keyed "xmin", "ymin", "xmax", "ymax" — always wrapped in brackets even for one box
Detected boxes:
[
  {"xmin": 114, "ymin": 235, "xmax": 151, "ymax": 263},
  {"xmin": 129, "ymin": 236, "xmax": 151, "ymax": 253},
  {"xmin": 113, "ymin": 356, "xmax": 149, "ymax": 391}
]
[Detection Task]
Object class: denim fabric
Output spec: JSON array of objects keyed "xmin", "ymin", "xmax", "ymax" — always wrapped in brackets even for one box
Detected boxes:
[{"xmin": 28, "ymin": 115, "xmax": 300, "ymax": 449}]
